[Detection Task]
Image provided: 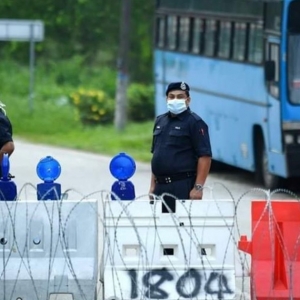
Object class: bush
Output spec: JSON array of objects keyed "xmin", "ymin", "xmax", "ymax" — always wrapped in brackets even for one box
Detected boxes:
[
  {"xmin": 127, "ymin": 83, "xmax": 154, "ymax": 122},
  {"xmin": 54, "ymin": 55, "xmax": 84, "ymax": 86},
  {"xmin": 86, "ymin": 65, "xmax": 117, "ymax": 98},
  {"xmin": 69, "ymin": 89, "xmax": 114, "ymax": 125}
]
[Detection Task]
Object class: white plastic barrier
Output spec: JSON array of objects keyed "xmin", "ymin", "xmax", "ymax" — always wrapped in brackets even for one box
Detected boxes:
[
  {"xmin": 103, "ymin": 199, "xmax": 235, "ymax": 300},
  {"xmin": 0, "ymin": 200, "xmax": 98, "ymax": 300}
]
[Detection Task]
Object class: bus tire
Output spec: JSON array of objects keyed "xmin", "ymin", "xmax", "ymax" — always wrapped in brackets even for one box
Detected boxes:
[
  {"xmin": 210, "ymin": 159, "xmax": 227, "ymax": 172},
  {"xmin": 255, "ymin": 134, "xmax": 280, "ymax": 190}
]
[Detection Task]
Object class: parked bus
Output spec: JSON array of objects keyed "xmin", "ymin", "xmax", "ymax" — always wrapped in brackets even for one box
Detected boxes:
[{"xmin": 154, "ymin": 0, "xmax": 300, "ymax": 189}]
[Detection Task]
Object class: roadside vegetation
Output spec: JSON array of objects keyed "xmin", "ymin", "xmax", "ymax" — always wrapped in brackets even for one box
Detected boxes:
[
  {"xmin": 0, "ymin": 59, "xmax": 154, "ymax": 162},
  {"xmin": 0, "ymin": 1, "xmax": 156, "ymax": 162}
]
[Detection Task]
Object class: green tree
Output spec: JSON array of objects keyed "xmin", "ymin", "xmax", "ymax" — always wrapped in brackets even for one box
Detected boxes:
[{"xmin": 0, "ymin": 0, "xmax": 155, "ymax": 83}]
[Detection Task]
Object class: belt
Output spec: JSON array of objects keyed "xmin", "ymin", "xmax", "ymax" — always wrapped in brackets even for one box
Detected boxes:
[{"xmin": 155, "ymin": 172, "xmax": 196, "ymax": 184}]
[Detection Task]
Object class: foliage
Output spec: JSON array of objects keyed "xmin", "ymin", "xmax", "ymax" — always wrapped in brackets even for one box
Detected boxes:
[
  {"xmin": 36, "ymin": 56, "xmax": 117, "ymax": 99},
  {"xmin": 53, "ymin": 55, "xmax": 85, "ymax": 86},
  {"xmin": 127, "ymin": 83, "xmax": 155, "ymax": 122},
  {"xmin": 130, "ymin": 0, "xmax": 155, "ymax": 82},
  {"xmin": 0, "ymin": 0, "xmax": 155, "ymax": 83},
  {"xmin": 69, "ymin": 89, "xmax": 114, "ymax": 125},
  {"xmin": 0, "ymin": 60, "xmax": 153, "ymax": 162}
]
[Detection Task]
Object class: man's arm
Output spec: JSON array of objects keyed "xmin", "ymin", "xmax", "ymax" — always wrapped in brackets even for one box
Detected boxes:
[
  {"xmin": 0, "ymin": 141, "xmax": 15, "ymax": 165},
  {"xmin": 149, "ymin": 118, "xmax": 158, "ymax": 198},
  {"xmin": 0, "ymin": 141, "xmax": 14, "ymax": 162},
  {"xmin": 0, "ymin": 112, "xmax": 14, "ymax": 164},
  {"xmin": 190, "ymin": 156, "xmax": 211, "ymax": 200}
]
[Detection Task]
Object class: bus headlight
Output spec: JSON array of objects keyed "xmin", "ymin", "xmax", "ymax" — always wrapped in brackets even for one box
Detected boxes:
[{"xmin": 284, "ymin": 134, "xmax": 294, "ymax": 144}]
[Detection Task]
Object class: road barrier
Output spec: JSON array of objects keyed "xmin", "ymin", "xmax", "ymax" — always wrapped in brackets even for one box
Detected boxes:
[
  {"xmin": 2, "ymin": 154, "xmax": 300, "ymax": 300},
  {"xmin": 0, "ymin": 200, "xmax": 98, "ymax": 300},
  {"xmin": 238, "ymin": 200, "xmax": 300, "ymax": 300},
  {"xmin": 103, "ymin": 199, "xmax": 236, "ymax": 300}
]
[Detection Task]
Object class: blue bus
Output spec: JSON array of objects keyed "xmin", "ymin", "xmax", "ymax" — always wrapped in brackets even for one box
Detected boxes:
[{"xmin": 154, "ymin": 0, "xmax": 300, "ymax": 189}]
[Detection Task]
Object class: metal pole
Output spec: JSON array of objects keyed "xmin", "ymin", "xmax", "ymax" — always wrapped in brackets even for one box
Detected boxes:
[{"xmin": 29, "ymin": 23, "xmax": 35, "ymax": 112}]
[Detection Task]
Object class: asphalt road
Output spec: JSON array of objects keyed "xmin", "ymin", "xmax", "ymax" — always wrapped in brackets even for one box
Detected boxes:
[
  {"xmin": 11, "ymin": 138, "xmax": 289, "ymax": 201},
  {"xmin": 11, "ymin": 138, "xmax": 298, "ymax": 237}
]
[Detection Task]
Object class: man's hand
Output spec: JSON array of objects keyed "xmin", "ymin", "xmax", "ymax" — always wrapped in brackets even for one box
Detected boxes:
[{"xmin": 190, "ymin": 187, "xmax": 203, "ymax": 200}]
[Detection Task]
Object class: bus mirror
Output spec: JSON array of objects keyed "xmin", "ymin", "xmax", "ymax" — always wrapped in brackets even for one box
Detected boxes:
[{"xmin": 264, "ymin": 60, "xmax": 275, "ymax": 82}]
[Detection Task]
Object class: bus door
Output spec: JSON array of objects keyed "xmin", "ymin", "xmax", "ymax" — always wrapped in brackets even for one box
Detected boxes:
[{"xmin": 265, "ymin": 37, "xmax": 282, "ymax": 154}]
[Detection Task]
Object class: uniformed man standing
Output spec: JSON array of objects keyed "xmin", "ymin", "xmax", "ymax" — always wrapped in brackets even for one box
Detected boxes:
[{"xmin": 149, "ymin": 82, "xmax": 212, "ymax": 212}]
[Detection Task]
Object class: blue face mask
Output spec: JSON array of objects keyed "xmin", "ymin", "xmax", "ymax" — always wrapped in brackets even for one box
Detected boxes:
[{"xmin": 167, "ymin": 99, "xmax": 187, "ymax": 115}]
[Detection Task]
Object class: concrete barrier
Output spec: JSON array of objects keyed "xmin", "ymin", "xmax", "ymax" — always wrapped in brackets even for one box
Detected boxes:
[
  {"xmin": 103, "ymin": 199, "xmax": 235, "ymax": 300},
  {"xmin": 0, "ymin": 199, "xmax": 98, "ymax": 300}
]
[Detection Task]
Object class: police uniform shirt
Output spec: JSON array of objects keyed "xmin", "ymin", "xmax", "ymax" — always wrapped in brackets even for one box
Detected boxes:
[
  {"xmin": 0, "ymin": 110, "xmax": 13, "ymax": 149},
  {"xmin": 151, "ymin": 108, "xmax": 212, "ymax": 176}
]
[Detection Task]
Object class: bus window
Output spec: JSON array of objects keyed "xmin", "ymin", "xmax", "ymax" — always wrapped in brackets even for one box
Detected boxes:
[
  {"xmin": 204, "ymin": 19, "xmax": 217, "ymax": 56},
  {"xmin": 218, "ymin": 21, "xmax": 231, "ymax": 59},
  {"xmin": 179, "ymin": 17, "xmax": 190, "ymax": 52},
  {"xmin": 156, "ymin": 17, "xmax": 166, "ymax": 48},
  {"xmin": 233, "ymin": 22, "xmax": 247, "ymax": 61},
  {"xmin": 288, "ymin": 35, "xmax": 300, "ymax": 104},
  {"xmin": 167, "ymin": 15, "xmax": 178, "ymax": 50},
  {"xmin": 192, "ymin": 18, "xmax": 204, "ymax": 54},
  {"xmin": 248, "ymin": 23, "xmax": 263, "ymax": 64},
  {"xmin": 288, "ymin": 0, "xmax": 300, "ymax": 33},
  {"xmin": 265, "ymin": 1, "xmax": 282, "ymax": 33},
  {"xmin": 267, "ymin": 43, "xmax": 280, "ymax": 98}
]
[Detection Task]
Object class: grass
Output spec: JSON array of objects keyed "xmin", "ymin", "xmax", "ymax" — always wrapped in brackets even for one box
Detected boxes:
[
  {"xmin": 0, "ymin": 59, "xmax": 154, "ymax": 163},
  {"xmin": 17, "ymin": 120, "xmax": 154, "ymax": 162}
]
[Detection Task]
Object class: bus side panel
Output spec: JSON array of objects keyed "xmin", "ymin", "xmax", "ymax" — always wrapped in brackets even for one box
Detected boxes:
[
  {"xmin": 155, "ymin": 51, "xmax": 267, "ymax": 103},
  {"xmin": 154, "ymin": 50, "xmax": 167, "ymax": 116}
]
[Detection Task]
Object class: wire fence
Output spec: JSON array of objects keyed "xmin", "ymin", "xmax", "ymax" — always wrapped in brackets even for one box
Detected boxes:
[{"xmin": 0, "ymin": 183, "xmax": 300, "ymax": 300}]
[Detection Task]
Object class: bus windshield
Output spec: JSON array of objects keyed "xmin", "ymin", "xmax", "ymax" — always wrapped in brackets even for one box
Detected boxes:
[{"xmin": 288, "ymin": 35, "xmax": 300, "ymax": 104}]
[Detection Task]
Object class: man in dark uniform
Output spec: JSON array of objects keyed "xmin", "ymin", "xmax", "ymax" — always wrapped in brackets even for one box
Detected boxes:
[
  {"xmin": 149, "ymin": 82, "xmax": 212, "ymax": 212},
  {"xmin": 0, "ymin": 102, "xmax": 15, "ymax": 177}
]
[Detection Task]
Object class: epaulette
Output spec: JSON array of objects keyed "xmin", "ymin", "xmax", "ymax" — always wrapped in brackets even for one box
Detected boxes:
[
  {"xmin": 190, "ymin": 111, "xmax": 202, "ymax": 121},
  {"xmin": 156, "ymin": 112, "xmax": 168, "ymax": 121}
]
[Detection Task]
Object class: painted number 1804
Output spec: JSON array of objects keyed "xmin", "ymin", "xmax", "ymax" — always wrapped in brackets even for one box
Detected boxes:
[{"xmin": 105, "ymin": 268, "xmax": 235, "ymax": 300}]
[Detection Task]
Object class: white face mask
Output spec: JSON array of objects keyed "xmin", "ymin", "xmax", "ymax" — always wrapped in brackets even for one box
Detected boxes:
[{"xmin": 167, "ymin": 99, "xmax": 187, "ymax": 115}]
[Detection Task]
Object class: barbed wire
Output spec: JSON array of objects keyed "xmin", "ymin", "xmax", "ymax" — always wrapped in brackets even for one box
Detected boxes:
[{"xmin": 0, "ymin": 184, "xmax": 299, "ymax": 300}]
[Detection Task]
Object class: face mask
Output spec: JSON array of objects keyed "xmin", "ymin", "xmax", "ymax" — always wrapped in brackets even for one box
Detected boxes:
[{"xmin": 167, "ymin": 99, "xmax": 187, "ymax": 115}]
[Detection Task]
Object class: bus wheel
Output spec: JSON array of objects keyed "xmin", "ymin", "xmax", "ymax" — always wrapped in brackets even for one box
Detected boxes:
[
  {"xmin": 210, "ymin": 159, "xmax": 228, "ymax": 172},
  {"xmin": 255, "ymin": 136, "xmax": 280, "ymax": 190}
]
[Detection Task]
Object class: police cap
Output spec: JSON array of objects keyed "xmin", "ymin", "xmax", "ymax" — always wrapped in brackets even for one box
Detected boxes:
[{"xmin": 165, "ymin": 81, "xmax": 190, "ymax": 96}]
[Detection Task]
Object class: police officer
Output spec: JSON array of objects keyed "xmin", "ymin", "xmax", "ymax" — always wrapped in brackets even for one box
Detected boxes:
[
  {"xmin": 0, "ymin": 102, "xmax": 15, "ymax": 178},
  {"xmin": 149, "ymin": 82, "xmax": 212, "ymax": 212}
]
